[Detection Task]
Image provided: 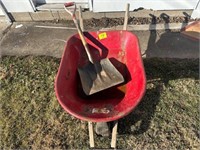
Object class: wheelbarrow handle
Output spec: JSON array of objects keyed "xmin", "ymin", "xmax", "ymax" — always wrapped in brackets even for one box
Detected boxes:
[{"xmin": 64, "ymin": 2, "xmax": 76, "ymax": 17}]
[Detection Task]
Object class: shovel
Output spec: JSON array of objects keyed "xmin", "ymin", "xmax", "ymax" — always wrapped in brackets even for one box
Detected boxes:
[{"xmin": 64, "ymin": 2, "xmax": 124, "ymax": 95}]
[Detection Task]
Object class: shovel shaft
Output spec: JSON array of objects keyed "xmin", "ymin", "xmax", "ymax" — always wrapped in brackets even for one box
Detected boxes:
[
  {"xmin": 73, "ymin": 19, "xmax": 94, "ymax": 63},
  {"xmin": 64, "ymin": 2, "xmax": 94, "ymax": 64}
]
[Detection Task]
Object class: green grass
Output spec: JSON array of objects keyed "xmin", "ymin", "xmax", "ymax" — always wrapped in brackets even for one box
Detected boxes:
[{"xmin": 0, "ymin": 56, "xmax": 199, "ymax": 149}]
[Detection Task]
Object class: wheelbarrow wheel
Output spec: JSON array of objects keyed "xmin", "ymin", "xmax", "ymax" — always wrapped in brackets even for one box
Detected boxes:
[{"xmin": 95, "ymin": 122, "xmax": 110, "ymax": 137}]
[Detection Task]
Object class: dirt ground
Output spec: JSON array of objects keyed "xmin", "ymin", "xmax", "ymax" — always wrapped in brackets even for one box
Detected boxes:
[{"xmin": 61, "ymin": 16, "xmax": 198, "ymax": 29}]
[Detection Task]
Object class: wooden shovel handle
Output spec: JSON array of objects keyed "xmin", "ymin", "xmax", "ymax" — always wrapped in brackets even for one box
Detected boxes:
[{"xmin": 64, "ymin": 2, "xmax": 94, "ymax": 63}]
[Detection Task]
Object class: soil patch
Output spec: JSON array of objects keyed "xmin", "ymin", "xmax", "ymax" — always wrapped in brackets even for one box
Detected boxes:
[{"xmin": 60, "ymin": 16, "xmax": 198, "ymax": 29}]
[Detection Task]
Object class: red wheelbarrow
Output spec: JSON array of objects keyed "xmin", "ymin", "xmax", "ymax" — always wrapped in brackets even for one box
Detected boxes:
[{"xmin": 55, "ymin": 30, "xmax": 146, "ymax": 147}]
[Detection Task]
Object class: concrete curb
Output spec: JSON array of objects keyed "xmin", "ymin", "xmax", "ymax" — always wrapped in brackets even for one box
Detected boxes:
[
  {"xmin": 33, "ymin": 22, "xmax": 191, "ymax": 31},
  {"xmin": 101, "ymin": 23, "xmax": 191, "ymax": 31},
  {"xmin": 0, "ymin": 22, "xmax": 12, "ymax": 41},
  {"xmin": 10, "ymin": 10, "xmax": 193, "ymax": 22}
]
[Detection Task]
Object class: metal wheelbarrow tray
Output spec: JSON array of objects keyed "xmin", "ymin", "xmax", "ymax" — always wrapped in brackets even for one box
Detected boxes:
[{"xmin": 55, "ymin": 30, "xmax": 146, "ymax": 122}]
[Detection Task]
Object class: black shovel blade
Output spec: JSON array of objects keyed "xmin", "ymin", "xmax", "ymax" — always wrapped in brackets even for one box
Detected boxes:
[{"xmin": 78, "ymin": 58, "xmax": 124, "ymax": 95}]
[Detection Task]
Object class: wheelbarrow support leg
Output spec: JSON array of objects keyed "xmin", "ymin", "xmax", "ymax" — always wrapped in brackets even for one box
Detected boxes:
[
  {"xmin": 88, "ymin": 122, "xmax": 95, "ymax": 147},
  {"xmin": 123, "ymin": 3, "xmax": 130, "ymax": 30},
  {"xmin": 111, "ymin": 121, "xmax": 118, "ymax": 148}
]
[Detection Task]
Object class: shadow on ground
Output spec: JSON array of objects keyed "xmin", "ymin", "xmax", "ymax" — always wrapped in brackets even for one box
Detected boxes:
[
  {"xmin": 118, "ymin": 13, "xmax": 199, "ymax": 135},
  {"xmin": 144, "ymin": 13, "xmax": 199, "ymax": 58},
  {"xmin": 118, "ymin": 57, "xmax": 199, "ymax": 135}
]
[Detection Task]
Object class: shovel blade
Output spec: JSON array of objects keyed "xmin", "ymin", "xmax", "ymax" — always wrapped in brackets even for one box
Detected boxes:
[{"xmin": 78, "ymin": 58, "xmax": 124, "ymax": 95}]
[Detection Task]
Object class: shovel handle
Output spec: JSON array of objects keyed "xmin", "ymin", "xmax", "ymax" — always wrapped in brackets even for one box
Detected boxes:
[
  {"xmin": 64, "ymin": 2, "xmax": 76, "ymax": 17},
  {"xmin": 64, "ymin": 2, "xmax": 94, "ymax": 63},
  {"xmin": 64, "ymin": 2, "xmax": 74, "ymax": 7}
]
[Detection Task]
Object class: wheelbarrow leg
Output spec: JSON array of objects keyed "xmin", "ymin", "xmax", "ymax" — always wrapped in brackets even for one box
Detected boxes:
[
  {"xmin": 111, "ymin": 121, "xmax": 118, "ymax": 148},
  {"xmin": 88, "ymin": 122, "xmax": 95, "ymax": 147},
  {"xmin": 88, "ymin": 121, "xmax": 118, "ymax": 148}
]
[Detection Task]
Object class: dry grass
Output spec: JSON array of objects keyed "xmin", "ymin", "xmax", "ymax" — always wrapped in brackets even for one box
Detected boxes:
[{"xmin": 0, "ymin": 56, "xmax": 199, "ymax": 149}]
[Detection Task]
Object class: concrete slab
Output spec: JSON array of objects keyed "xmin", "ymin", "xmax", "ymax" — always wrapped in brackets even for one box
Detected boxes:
[
  {"xmin": 10, "ymin": 9, "xmax": 194, "ymax": 22},
  {"xmin": 0, "ymin": 22, "xmax": 76, "ymax": 58},
  {"xmin": 51, "ymin": 11, "xmax": 60, "ymax": 20},
  {"xmin": 82, "ymin": 12, "xmax": 105, "ymax": 19},
  {"xmin": 11, "ymin": 12, "xmax": 33, "ymax": 22},
  {"xmin": 139, "ymin": 30, "xmax": 199, "ymax": 58},
  {"xmin": 58, "ymin": 11, "xmax": 73, "ymax": 20},
  {"xmin": 0, "ymin": 22, "xmax": 199, "ymax": 59},
  {"xmin": 101, "ymin": 23, "xmax": 189, "ymax": 31},
  {"xmin": 105, "ymin": 12, "xmax": 125, "ymax": 18},
  {"xmin": 30, "ymin": 11, "xmax": 54, "ymax": 21},
  {"xmin": 0, "ymin": 21, "xmax": 11, "ymax": 41}
]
